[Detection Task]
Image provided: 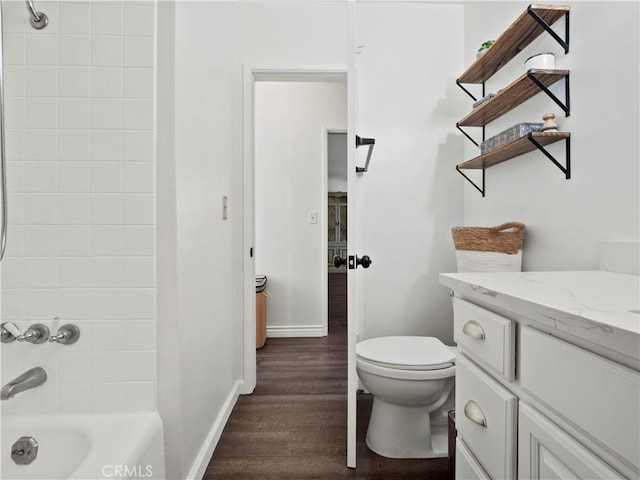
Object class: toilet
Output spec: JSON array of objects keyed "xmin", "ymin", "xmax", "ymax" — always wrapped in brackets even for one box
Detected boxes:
[{"xmin": 356, "ymin": 336, "xmax": 455, "ymax": 459}]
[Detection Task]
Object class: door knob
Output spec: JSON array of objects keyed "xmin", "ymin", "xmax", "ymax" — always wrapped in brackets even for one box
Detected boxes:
[
  {"xmin": 356, "ymin": 255, "xmax": 372, "ymax": 269},
  {"xmin": 333, "ymin": 255, "xmax": 347, "ymax": 268}
]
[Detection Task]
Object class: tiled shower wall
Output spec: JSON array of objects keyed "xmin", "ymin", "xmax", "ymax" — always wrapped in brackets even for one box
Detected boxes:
[{"xmin": 0, "ymin": 0, "xmax": 156, "ymax": 414}]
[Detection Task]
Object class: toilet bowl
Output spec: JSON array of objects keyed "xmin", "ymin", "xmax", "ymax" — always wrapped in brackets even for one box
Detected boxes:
[{"xmin": 356, "ymin": 336, "xmax": 455, "ymax": 459}]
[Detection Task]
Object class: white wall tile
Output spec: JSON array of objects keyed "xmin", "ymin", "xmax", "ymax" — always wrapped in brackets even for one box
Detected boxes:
[
  {"xmin": 58, "ymin": 257, "xmax": 90, "ymax": 288},
  {"xmin": 122, "ymin": 288, "xmax": 155, "ymax": 319},
  {"xmin": 92, "ymin": 351, "xmax": 155, "ymax": 383},
  {"xmin": 1, "ymin": 258, "xmax": 25, "ymax": 288},
  {"xmin": 26, "ymin": 34, "xmax": 58, "ymax": 65},
  {"xmin": 58, "ymin": 225, "xmax": 90, "ymax": 256},
  {"xmin": 25, "ymin": 130, "xmax": 58, "ymax": 161},
  {"xmin": 59, "ymin": 66, "xmax": 91, "ymax": 97},
  {"xmin": 91, "ymin": 382, "xmax": 155, "ymax": 413},
  {"xmin": 26, "ymin": 98, "xmax": 57, "ymax": 129},
  {"xmin": 24, "ymin": 258, "xmax": 57, "ymax": 289},
  {"xmin": 91, "ymin": 67, "xmax": 123, "ymax": 98},
  {"xmin": 23, "ymin": 162, "xmax": 57, "ymax": 192},
  {"xmin": 58, "ymin": 131, "xmax": 90, "ymax": 161},
  {"xmin": 124, "ymin": 4, "xmax": 154, "ymax": 37},
  {"xmin": 90, "ymin": 195, "xmax": 123, "ymax": 224},
  {"xmin": 24, "ymin": 226, "xmax": 58, "ymax": 256},
  {"xmin": 122, "ymin": 194, "xmax": 154, "ymax": 225},
  {"xmin": 90, "ymin": 258, "xmax": 123, "ymax": 287},
  {"xmin": 123, "ymin": 131, "xmax": 153, "ymax": 162},
  {"xmin": 91, "ymin": 98, "xmax": 123, "ymax": 130},
  {"xmin": 90, "ymin": 163, "xmax": 122, "ymax": 193},
  {"xmin": 58, "ymin": 384, "xmax": 92, "ymax": 413},
  {"xmin": 90, "ymin": 226, "xmax": 123, "ymax": 256},
  {"xmin": 4, "ymin": 98, "xmax": 25, "ymax": 129},
  {"xmin": 24, "ymin": 288, "xmax": 58, "ymax": 319},
  {"xmin": 58, "ymin": 289, "xmax": 89, "ymax": 320},
  {"xmin": 5, "ymin": 130, "xmax": 25, "ymax": 162},
  {"xmin": 4, "ymin": 65, "xmax": 26, "ymax": 97},
  {"xmin": 123, "ymin": 99, "xmax": 153, "ymax": 130},
  {"xmin": 58, "ymin": 162, "xmax": 90, "ymax": 193},
  {"xmin": 91, "ymin": 36, "xmax": 123, "ymax": 67},
  {"xmin": 91, "ymin": 3, "xmax": 124, "ymax": 36},
  {"xmin": 59, "ymin": 2, "xmax": 91, "ymax": 35},
  {"xmin": 123, "ymin": 258, "xmax": 155, "ymax": 287},
  {"xmin": 123, "ymin": 226, "xmax": 154, "ymax": 256},
  {"xmin": 58, "ymin": 98, "xmax": 91, "ymax": 129},
  {"xmin": 58, "ymin": 352, "xmax": 92, "ymax": 383},
  {"xmin": 92, "ymin": 320, "xmax": 155, "ymax": 352},
  {"xmin": 90, "ymin": 130, "xmax": 123, "ymax": 161},
  {"xmin": 1, "ymin": 289, "xmax": 25, "ymax": 321},
  {"xmin": 4, "ymin": 225, "xmax": 24, "ymax": 258},
  {"xmin": 123, "ymin": 163, "xmax": 153, "ymax": 193},
  {"xmin": 124, "ymin": 37, "xmax": 153, "ymax": 68},
  {"xmin": 8, "ymin": 194, "xmax": 25, "ymax": 226},
  {"xmin": 4, "ymin": 34, "xmax": 26, "ymax": 65},
  {"xmin": 124, "ymin": 68, "xmax": 154, "ymax": 98},
  {"xmin": 6, "ymin": 161, "xmax": 25, "ymax": 193},
  {"xmin": 58, "ymin": 194, "xmax": 89, "ymax": 225},
  {"xmin": 26, "ymin": 66, "xmax": 58, "ymax": 97},
  {"xmin": 24, "ymin": 194, "xmax": 58, "ymax": 224},
  {"xmin": 89, "ymin": 289, "xmax": 122, "ymax": 319},
  {"xmin": 59, "ymin": 35, "xmax": 91, "ymax": 66}
]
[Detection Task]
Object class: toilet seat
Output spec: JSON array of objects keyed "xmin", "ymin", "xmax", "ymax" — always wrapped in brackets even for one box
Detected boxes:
[{"xmin": 356, "ymin": 336, "xmax": 455, "ymax": 371}]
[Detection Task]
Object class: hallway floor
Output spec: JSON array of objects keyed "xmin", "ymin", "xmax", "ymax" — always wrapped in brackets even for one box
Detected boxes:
[{"xmin": 204, "ymin": 320, "xmax": 450, "ymax": 479}]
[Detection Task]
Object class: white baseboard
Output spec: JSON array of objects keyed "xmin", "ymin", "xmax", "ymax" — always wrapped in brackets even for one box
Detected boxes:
[
  {"xmin": 266, "ymin": 325, "xmax": 325, "ymax": 338},
  {"xmin": 187, "ymin": 380, "xmax": 241, "ymax": 480}
]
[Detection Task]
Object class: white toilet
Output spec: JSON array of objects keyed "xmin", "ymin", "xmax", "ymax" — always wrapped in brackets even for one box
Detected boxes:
[{"xmin": 356, "ymin": 336, "xmax": 455, "ymax": 459}]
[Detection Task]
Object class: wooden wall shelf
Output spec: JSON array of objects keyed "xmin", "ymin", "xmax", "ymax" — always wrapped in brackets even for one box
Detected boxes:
[
  {"xmin": 458, "ymin": 5, "xmax": 569, "ymax": 85},
  {"xmin": 458, "ymin": 132, "xmax": 570, "ymax": 170},
  {"xmin": 458, "ymin": 69, "xmax": 569, "ymax": 127}
]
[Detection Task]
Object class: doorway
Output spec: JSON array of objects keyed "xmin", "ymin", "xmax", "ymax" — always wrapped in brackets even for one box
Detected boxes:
[{"xmin": 253, "ymin": 80, "xmax": 347, "ymax": 342}]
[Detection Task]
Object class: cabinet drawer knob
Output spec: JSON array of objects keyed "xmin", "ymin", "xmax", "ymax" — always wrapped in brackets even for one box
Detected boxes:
[
  {"xmin": 462, "ymin": 320, "xmax": 486, "ymax": 340},
  {"xmin": 464, "ymin": 400, "xmax": 487, "ymax": 428}
]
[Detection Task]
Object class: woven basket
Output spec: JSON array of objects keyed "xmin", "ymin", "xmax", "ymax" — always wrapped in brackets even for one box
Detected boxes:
[{"xmin": 452, "ymin": 222, "xmax": 525, "ymax": 272}]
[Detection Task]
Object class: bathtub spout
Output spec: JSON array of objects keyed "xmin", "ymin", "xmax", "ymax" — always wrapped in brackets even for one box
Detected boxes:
[{"xmin": 1, "ymin": 367, "xmax": 47, "ymax": 400}]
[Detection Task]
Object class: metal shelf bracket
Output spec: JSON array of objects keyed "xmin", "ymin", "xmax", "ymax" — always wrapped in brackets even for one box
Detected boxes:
[
  {"xmin": 456, "ymin": 165, "xmax": 485, "ymax": 197},
  {"xmin": 527, "ymin": 134, "xmax": 571, "ymax": 179},
  {"xmin": 527, "ymin": 5, "xmax": 570, "ymax": 54},
  {"xmin": 527, "ymin": 70, "xmax": 570, "ymax": 116},
  {"xmin": 355, "ymin": 135, "xmax": 375, "ymax": 173}
]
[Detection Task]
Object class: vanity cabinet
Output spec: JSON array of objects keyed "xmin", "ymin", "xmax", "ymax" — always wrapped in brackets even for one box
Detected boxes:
[{"xmin": 441, "ymin": 271, "xmax": 640, "ymax": 480}]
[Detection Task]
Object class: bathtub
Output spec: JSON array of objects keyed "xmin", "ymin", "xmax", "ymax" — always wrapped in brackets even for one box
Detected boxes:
[{"xmin": 1, "ymin": 412, "xmax": 164, "ymax": 480}]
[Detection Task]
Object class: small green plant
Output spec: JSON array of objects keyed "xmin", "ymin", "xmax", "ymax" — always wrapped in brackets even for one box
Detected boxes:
[{"xmin": 478, "ymin": 40, "xmax": 496, "ymax": 52}]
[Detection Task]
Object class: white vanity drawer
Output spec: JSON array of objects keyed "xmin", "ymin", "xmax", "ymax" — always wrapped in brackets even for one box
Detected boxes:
[
  {"xmin": 520, "ymin": 327, "xmax": 640, "ymax": 471},
  {"xmin": 456, "ymin": 438, "xmax": 491, "ymax": 480},
  {"xmin": 519, "ymin": 402, "xmax": 623, "ymax": 480},
  {"xmin": 456, "ymin": 354, "xmax": 518, "ymax": 480},
  {"xmin": 453, "ymin": 297, "xmax": 515, "ymax": 380}
]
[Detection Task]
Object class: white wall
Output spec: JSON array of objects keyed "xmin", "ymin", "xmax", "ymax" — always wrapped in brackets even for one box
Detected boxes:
[
  {"xmin": 462, "ymin": 2, "xmax": 639, "ymax": 270},
  {"xmin": 1, "ymin": 0, "xmax": 157, "ymax": 415},
  {"xmin": 255, "ymin": 81, "xmax": 347, "ymax": 334},
  {"xmin": 355, "ymin": 2, "xmax": 466, "ymax": 344},
  {"xmin": 161, "ymin": 2, "xmax": 348, "ymax": 478}
]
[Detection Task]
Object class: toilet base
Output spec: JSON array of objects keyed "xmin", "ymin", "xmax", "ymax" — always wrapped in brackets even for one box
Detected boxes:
[{"xmin": 365, "ymin": 399, "xmax": 449, "ymax": 459}]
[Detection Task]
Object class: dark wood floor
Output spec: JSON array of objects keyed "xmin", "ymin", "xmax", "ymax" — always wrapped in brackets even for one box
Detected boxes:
[{"xmin": 204, "ymin": 293, "xmax": 449, "ymax": 480}]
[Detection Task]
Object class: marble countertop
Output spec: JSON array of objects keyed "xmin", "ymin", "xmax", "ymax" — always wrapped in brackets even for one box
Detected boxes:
[{"xmin": 439, "ymin": 271, "xmax": 640, "ymax": 364}]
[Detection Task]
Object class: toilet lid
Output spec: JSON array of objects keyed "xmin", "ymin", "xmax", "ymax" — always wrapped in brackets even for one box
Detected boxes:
[{"xmin": 356, "ymin": 336, "xmax": 455, "ymax": 371}]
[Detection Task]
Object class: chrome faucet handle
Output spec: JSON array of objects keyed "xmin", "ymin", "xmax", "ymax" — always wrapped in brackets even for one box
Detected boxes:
[
  {"xmin": 16, "ymin": 323, "xmax": 50, "ymax": 344},
  {"xmin": 49, "ymin": 324, "xmax": 80, "ymax": 345},
  {"xmin": 1, "ymin": 322, "xmax": 22, "ymax": 343}
]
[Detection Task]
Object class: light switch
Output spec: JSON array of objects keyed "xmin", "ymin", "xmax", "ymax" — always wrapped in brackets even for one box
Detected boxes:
[{"xmin": 308, "ymin": 211, "xmax": 318, "ymax": 224}]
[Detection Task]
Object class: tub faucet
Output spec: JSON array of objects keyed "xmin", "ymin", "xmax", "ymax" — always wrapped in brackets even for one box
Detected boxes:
[{"xmin": 1, "ymin": 367, "xmax": 47, "ymax": 400}]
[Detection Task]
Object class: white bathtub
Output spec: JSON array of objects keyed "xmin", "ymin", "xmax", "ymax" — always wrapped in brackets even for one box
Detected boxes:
[{"xmin": 1, "ymin": 412, "xmax": 164, "ymax": 480}]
